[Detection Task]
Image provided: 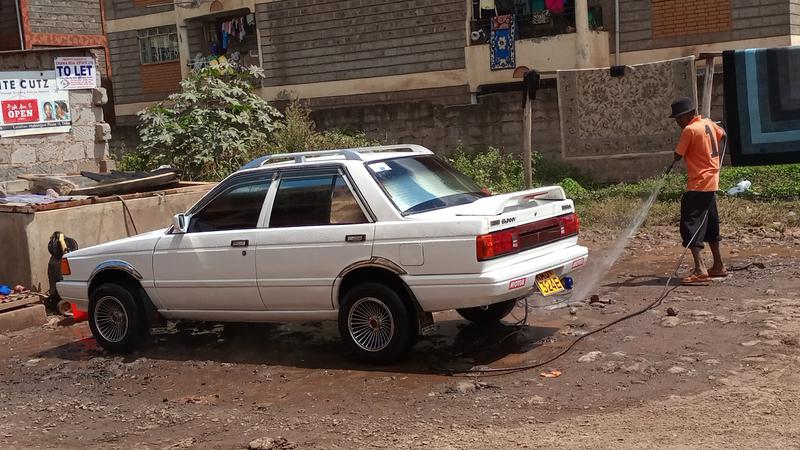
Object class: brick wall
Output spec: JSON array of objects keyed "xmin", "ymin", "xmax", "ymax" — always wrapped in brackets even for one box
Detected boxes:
[
  {"xmin": 255, "ymin": 0, "xmax": 466, "ymax": 87},
  {"xmin": 103, "ymin": 0, "xmax": 173, "ymax": 20},
  {"xmin": 27, "ymin": 0, "xmax": 103, "ymax": 35},
  {"xmin": 652, "ymin": 0, "xmax": 732, "ymax": 38},
  {"xmin": 141, "ymin": 61, "xmax": 181, "ymax": 94},
  {"xmin": 792, "ymin": 0, "xmax": 800, "ymax": 35},
  {"xmin": 0, "ymin": 0, "xmax": 22, "ymax": 51},
  {"xmin": 0, "ymin": 49, "xmax": 111, "ymax": 181},
  {"xmin": 619, "ymin": 0, "xmax": 792, "ymax": 53}
]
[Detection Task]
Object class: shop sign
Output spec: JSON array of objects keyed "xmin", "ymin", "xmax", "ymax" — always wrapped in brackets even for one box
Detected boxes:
[{"xmin": 0, "ymin": 71, "xmax": 71, "ymax": 137}]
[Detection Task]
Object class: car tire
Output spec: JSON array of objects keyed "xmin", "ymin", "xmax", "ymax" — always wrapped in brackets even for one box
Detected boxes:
[
  {"xmin": 89, "ymin": 283, "xmax": 145, "ymax": 353},
  {"xmin": 338, "ymin": 282, "xmax": 415, "ymax": 364},
  {"xmin": 457, "ymin": 299, "xmax": 518, "ymax": 325}
]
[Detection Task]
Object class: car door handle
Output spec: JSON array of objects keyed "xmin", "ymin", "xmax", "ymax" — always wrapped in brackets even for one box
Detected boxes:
[
  {"xmin": 345, "ymin": 234, "xmax": 366, "ymax": 243},
  {"xmin": 230, "ymin": 239, "xmax": 249, "ymax": 247}
]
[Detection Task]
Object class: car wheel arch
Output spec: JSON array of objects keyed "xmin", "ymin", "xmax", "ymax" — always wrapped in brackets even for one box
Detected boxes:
[
  {"xmin": 88, "ymin": 267, "xmax": 159, "ymax": 328},
  {"xmin": 337, "ymin": 264, "xmax": 422, "ymax": 319}
]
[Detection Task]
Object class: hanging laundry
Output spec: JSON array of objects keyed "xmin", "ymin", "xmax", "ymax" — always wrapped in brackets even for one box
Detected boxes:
[
  {"xmin": 530, "ymin": 0, "xmax": 545, "ymax": 11},
  {"xmin": 545, "ymin": 0, "xmax": 564, "ymax": 13},
  {"xmin": 221, "ymin": 30, "xmax": 229, "ymax": 50},
  {"xmin": 246, "ymin": 14, "xmax": 255, "ymax": 26}
]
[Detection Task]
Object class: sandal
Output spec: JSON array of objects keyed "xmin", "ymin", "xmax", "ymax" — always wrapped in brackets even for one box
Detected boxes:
[
  {"xmin": 682, "ymin": 273, "xmax": 711, "ymax": 285},
  {"xmin": 708, "ymin": 268, "xmax": 729, "ymax": 278}
]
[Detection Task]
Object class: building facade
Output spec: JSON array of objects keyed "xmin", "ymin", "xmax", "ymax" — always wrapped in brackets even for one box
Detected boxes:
[{"xmin": 38, "ymin": 0, "xmax": 800, "ymax": 179}]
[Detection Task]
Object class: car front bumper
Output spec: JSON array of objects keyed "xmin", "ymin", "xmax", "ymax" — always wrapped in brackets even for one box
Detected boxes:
[
  {"xmin": 404, "ymin": 244, "xmax": 589, "ymax": 312},
  {"xmin": 56, "ymin": 281, "xmax": 90, "ymax": 311}
]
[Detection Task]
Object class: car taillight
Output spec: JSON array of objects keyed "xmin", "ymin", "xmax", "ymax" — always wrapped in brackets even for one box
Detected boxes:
[
  {"xmin": 476, "ymin": 229, "xmax": 519, "ymax": 261},
  {"xmin": 558, "ymin": 212, "xmax": 580, "ymax": 237},
  {"xmin": 60, "ymin": 258, "xmax": 71, "ymax": 276}
]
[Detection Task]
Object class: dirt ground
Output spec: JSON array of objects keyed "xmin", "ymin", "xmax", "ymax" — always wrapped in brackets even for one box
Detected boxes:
[{"xmin": 2, "ymin": 225, "xmax": 800, "ymax": 449}]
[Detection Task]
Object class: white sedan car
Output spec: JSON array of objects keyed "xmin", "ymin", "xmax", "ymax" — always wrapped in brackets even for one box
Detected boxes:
[{"xmin": 58, "ymin": 145, "xmax": 588, "ymax": 362}]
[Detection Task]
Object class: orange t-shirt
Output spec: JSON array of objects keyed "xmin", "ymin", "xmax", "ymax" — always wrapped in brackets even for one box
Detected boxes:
[{"xmin": 674, "ymin": 116, "xmax": 725, "ymax": 192}]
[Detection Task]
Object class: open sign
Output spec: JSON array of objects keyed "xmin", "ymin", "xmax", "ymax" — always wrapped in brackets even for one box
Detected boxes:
[{"xmin": 2, "ymin": 99, "xmax": 39, "ymax": 124}]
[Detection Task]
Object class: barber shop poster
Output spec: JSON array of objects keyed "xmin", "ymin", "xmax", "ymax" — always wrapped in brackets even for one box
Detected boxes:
[{"xmin": 0, "ymin": 70, "xmax": 71, "ymax": 137}]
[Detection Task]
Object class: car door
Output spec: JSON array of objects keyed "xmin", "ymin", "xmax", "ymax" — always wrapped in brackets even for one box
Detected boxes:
[
  {"xmin": 152, "ymin": 171, "xmax": 273, "ymax": 311},
  {"xmin": 255, "ymin": 167, "xmax": 375, "ymax": 311}
]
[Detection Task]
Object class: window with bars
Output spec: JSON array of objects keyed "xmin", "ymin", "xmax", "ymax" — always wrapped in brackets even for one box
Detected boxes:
[{"xmin": 138, "ymin": 26, "xmax": 179, "ymax": 64}]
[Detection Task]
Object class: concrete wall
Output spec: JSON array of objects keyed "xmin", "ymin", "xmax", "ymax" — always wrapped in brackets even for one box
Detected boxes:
[
  {"xmin": 311, "ymin": 86, "xmax": 563, "ymax": 160},
  {"xmin": 108, "ymin": 26, "xmax": 179, "ymax": 105},
  {"xmin": 618, "ymin": 0, "xmax": 792, "ymax": 53},
  {"xmin": 0, "ymin": 48, "xmax": 111, "ymax": 181},
  {"xmin": 255, "ymin": 0, "xmax": 466, "ymax": 87},
  {"xmin": 0, "ymin": 186, "xmax": 211, "ymax": 292},
  {"xmin": 103, "ymin": 0, "xmax": 174, "ymax": 20},
  {"xmin": 27, "ymin": 0, "xmax": 103, "ymax": 35}
]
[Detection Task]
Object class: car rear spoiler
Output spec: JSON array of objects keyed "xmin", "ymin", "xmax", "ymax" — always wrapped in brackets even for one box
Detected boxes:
[{"xmin": 458, "ymin": 186, "xmax": 567, "ymax": 216}]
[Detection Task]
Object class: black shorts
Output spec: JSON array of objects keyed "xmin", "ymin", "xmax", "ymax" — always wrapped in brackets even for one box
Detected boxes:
[{"xmin": 680, "ymin": 191, "xmax": 720, "ymax": 249}]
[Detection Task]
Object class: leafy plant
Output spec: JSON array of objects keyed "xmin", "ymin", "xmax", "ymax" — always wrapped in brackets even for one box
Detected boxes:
[
  {"xmin": 448, "ymin": 146, "xmax": 525, "ymax": 194},
  {"xmin": 272, "ymin": 100, "xmax": 377, "ymax": 152},
  {"xmin": 136, "ymin": 64, "xmax": 283, "ymax": 181}
]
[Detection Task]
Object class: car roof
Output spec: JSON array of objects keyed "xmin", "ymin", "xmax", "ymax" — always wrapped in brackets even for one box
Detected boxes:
[{"xmin": 238, "ymin": 144, "xmax": 434, "ymax": 172}]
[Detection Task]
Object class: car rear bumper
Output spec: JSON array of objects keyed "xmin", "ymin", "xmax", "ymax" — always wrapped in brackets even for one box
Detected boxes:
[
  {"xmin": 404, "ymin": 244, "xmax": 588, "ymax": 312},
  {"xmin": 56, "ymin": 281, "xmax": 89, "ymax": 311}
]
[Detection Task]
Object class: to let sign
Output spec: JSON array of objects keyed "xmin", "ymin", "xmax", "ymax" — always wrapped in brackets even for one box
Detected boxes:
[{"xmin": 54, "ymin": 56, "xmax": 97, "ymax": 89}]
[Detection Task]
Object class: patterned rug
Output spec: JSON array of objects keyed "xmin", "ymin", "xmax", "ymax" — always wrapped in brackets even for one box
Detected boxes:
[
  {"xmin": 723, "ymin": 46, "xmax": 800, "ymax": 166},
  {"xmin": 557, "ymin": 57, "xmax": 697, "ymax": 159},
  {"xmin": 490, "ymin": 15, "xmax": 515, "ymax": 71}
]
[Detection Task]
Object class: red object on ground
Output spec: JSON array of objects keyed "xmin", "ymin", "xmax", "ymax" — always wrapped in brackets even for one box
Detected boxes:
[{"xmin": 71, "ymin": 303, "xmax": 88, "ymax": 322}]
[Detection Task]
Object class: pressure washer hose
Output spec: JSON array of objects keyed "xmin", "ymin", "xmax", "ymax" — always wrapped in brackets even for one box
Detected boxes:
[{"xmin": 449, "ymin": 124, "xmax": 728, "ymax": 377}]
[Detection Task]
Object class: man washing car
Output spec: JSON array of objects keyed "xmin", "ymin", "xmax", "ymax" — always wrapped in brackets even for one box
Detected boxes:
[{"xmin": 669, "ymin": 97, "xmax": 728, "ymax": 285}]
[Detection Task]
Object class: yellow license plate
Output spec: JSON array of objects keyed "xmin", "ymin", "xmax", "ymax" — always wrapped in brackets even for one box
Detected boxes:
[{"xmin": 535, "ymin": 270, "xmax": 564, "ymax": 296}]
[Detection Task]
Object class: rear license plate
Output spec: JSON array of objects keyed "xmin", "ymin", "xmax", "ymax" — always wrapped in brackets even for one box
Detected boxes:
[{"xmin": 535, "ymin": 270, "xmax": 564, "ymax": 296}]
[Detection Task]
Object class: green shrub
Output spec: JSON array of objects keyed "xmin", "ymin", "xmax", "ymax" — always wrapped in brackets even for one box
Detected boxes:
[
  {"xmin": 272, "ymin": 100, "xmax": 377, "ymax": 153},
  {"xmin": 448, "ymin": 146, "xmax": 524, "ymax": 194},
  {"xmin": 558, "ymin": 177, "xmax": 589, "ymax": 201},
  {"xmin": 136, "ymin": 64, "xmax": 282, "ymax": 181},
  {"xmin": 115, "ymin": 151, "xmax": 152, "ymax": 172}
]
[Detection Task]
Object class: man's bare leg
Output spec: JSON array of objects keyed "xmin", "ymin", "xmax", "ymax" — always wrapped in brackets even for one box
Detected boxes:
[
  {"xmin": 709, "ymin": 241, "xmax": 725, "ymax": 274},
  {"xmin": 690, "ymin": 246, "xmax": 708, "ymax": 276}
]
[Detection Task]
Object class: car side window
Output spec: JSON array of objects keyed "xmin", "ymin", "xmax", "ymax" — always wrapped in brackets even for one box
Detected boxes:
[
  {"xmin": 188, "ymin": 176, "xmax": 271, "ymax": 233},
  {"xmin": 270, "ymin": 173, "xmax": 367, "ymax": 228}
]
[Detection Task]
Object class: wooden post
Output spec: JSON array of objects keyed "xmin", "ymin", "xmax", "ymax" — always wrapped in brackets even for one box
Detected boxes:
[
  {"xmin": 700, "ymin": 55, "xmax": 716, "ymax": 118},
  {"xmin": 523, "ymin": 95, "xmax": 533, "ymax": 189}
]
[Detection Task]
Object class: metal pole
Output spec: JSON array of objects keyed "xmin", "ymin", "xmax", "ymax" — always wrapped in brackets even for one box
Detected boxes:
[
  {"xmin": 614, "ymin": 0, "xmax": 620, "ymax": 66},
  {"xmin": 15, "ymin": 0, "xmax": 24, "ymax": 50}
]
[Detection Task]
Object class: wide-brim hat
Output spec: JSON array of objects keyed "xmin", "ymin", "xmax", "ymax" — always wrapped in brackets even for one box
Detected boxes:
[{"xmin": 669, "ymin": 97, "xmax": 695, "ymax": 118}]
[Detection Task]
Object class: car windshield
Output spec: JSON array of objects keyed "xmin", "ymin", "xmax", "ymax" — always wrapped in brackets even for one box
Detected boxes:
[{"xmin": 367, "ymin": 156, "xmax": 488, "ymax": 215}]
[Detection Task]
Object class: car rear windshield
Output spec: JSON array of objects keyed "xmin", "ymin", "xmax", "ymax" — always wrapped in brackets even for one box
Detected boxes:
[{"xmin": 367, "ymin": 156, "xmax": 488, "ymax": 215}]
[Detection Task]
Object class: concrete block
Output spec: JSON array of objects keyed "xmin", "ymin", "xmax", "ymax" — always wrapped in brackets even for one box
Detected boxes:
[
  {"xmin": 63, "ymin": 142, "xmax": 86, "ymax": 161},
  {"xmin": 92, "ymin": 87, "xmax": 108, "ymax": 106},
  {"xmin": 0, "ymin": 145, "xmax": 10, "ymax": 164},
  {"xmin": 11, "ymin": 147, "xmax": 36, "ymax": 165},
  {"xmin": 95, "ymin": 123, "xmax": 111, "ymax": 142},
  {"xmin": 72, "ymin": 125, "xmax": 95, "ymax": 142},
  {"xmin": 36, "ymin": 146, "xmax": 63, "ymax": 163},
  {"xmin": 91, "ymin": 142, "xmax": 109, "ymax": 160},
  {"xmin": 0, "ymin": 304, "xmax": 46, "ymax": 333}
]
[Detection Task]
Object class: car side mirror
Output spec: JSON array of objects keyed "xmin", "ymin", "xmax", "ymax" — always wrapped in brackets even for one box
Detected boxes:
[{"xmin": 172, "ymin": 213, "xmax": 188, "ymax": 234}]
